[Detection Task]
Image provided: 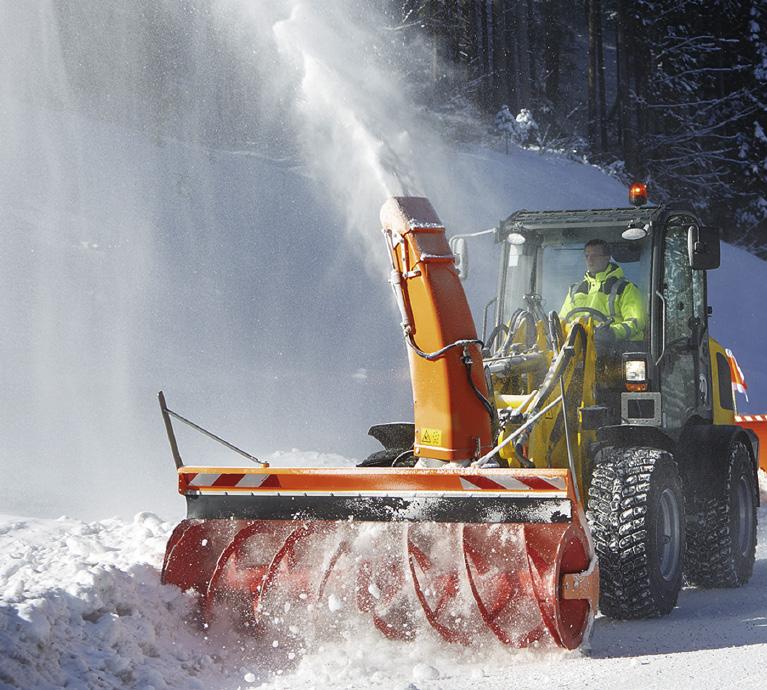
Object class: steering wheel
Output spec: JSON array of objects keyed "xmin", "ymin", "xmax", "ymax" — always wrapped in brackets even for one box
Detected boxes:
[{"xmin": 562, "ymin": 307, "xmax": 611, "ymax": 324}]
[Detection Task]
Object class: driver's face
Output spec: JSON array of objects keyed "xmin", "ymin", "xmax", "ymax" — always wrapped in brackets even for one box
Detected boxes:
[{"xmin": 584, "ymin": 246, "xmax": 610, "ymax": 275}]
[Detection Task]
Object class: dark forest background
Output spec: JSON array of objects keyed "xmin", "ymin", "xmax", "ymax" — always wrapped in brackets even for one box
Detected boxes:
[
  {"xmin": 389, "ymin": 0, "xmax": 766, "ymax": 252},
  {"xmin": 50, "ymin": 1, "xmax": 767, "ymax": 252}
]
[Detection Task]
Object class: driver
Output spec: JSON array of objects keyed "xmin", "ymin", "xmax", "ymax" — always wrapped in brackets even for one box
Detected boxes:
[{"xmin": 560, "ymin": 239, "xmax": 645, "ymax": 348}]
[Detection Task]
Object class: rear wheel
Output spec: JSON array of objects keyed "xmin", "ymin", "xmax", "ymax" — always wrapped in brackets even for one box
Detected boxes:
[
  {"xmin": 685, "ymin": 440, "xmax": 757, "ymax": 587},
  {"xmin": 587, "ymin": 447, "xmax": 685, "ymax": 618}
]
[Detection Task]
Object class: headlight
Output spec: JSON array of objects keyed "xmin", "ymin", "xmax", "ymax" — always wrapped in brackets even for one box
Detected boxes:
[{"xmin": 624, "ymin": 359, "xmax": 647, "ymax": 382}]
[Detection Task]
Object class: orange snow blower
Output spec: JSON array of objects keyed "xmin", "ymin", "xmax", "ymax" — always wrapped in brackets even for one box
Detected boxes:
[{"xmin": 159, "ymin": 196, "xmax": 598, "ymax": 650}]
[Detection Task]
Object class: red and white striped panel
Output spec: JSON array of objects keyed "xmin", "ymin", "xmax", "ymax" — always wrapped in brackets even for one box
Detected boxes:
[
  {"xmin": 735, "ymin": 415, "xmax": 767, "ymax": 423},
  {"xmin": 459, "ymin": 474, "xmax": 566, "ymax": 492},
  {"xmin": 184, "ymin": 472, "xmax": 279, "ymax": 489}
]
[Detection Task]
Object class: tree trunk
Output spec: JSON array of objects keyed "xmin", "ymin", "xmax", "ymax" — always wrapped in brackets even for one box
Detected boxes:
[
  {"xmin": 586, "ymin": 0, "xmax": 598, "ymax": 151},
  {"xmin": 494, "ymin": 0, "xmax": 512, "ymax": 108},
  {"xmin": 615, "ymin": 0, "xmax": 635, "ymax": 170},
  {"xmin": 526, "ymin": 0, "xmax": 536, "ymax": 93},
  {"xmin": 485, "ymin": 0, "xmax": 494, "ymax": 107},
  {"xmin": 543, "ymin": 0, "xmax": 561, "ymax": 104},
  {"xmin": 473, "ymin": 0, "xmax": 486, "ymax": 93},
  {"xmin": 514, "ymin": 0, "xmax": 531, "ymax": 107},
  {"xmin": 595, "ymin": 0, "xmax": 607, "ymax": 152}
]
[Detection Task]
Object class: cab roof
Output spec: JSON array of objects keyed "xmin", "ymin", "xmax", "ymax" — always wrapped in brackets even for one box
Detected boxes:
[{"xmin": 497, "ymin": 204, "xmax": 698, "ymax": 242}]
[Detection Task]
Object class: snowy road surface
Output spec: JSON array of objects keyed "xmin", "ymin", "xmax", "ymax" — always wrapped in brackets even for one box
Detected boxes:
[{"xmin": 1, "ymin": 469, "xmax": 765, "ymax": 690}]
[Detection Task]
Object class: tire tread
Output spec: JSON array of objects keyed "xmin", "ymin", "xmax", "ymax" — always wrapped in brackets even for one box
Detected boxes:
[
  {"xmin": 588, "ymin": 447, "xmax": 684, "ymax": 619},
  {"xmin": 685, "ymin": 441, "xmax": 757, "ymax": 588}
]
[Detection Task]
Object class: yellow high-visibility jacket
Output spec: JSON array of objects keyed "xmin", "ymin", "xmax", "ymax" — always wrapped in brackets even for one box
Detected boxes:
[{"xmin": 560, "ymin": 262, "xmax": 646, "ymax": 341}]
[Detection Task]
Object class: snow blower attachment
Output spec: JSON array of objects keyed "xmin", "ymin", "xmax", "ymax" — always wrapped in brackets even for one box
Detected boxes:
[
  {"xmin": 159, "ymin": 197, "xmax": 599, "ymax": 651},
  {"xmin": 161, "ymin": 465, "xmax": 596, "ymax": 649}
]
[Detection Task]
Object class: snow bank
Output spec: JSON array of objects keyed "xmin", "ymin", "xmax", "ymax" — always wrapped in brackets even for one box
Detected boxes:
[
  {"xmin": 263, "ymin": 449, "xmax": 360, "ymax": 468},
  {"xmin": 0, "ymin": 513, "xmax": 227, "ymax": 689},
  {"xmin": 709, "ymin": 241, "xmax": 767, "ymax": 413},
  {"xmin": 0, "ymin": 510, "xmax": 548, "ymax": 690}
]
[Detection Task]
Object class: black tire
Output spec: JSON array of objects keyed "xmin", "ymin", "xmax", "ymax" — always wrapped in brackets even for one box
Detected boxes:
[
  {"xmin": 587, "ymin": 446, "xmax": 685, "ymax": 619},
  {"xmin": 357, "ymin": 448, "xmax": 414, "ymax": 467},
  {"xmin": 685, "ymin": 440, "xmax": 758, "ymax": 587}
]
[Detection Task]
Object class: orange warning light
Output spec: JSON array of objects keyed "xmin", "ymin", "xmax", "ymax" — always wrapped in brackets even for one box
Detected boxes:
[{"xmin": 629, "ymin": 182, "xmax": 648, "ymax": 207}]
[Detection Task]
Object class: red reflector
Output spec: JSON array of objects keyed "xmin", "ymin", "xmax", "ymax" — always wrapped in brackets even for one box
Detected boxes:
[
  {"xmin": 629, "ymin": 182, "xmax": 648, "ymax": 207},
  {"xmin": 626, "ymin": 382, "xmax": 648, "ymax": 392}
]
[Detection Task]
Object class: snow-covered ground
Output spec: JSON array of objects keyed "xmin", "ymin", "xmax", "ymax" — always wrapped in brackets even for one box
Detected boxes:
[{"xmin": 1, "ymin": 465, "xmax": 766, "ymax": 690}]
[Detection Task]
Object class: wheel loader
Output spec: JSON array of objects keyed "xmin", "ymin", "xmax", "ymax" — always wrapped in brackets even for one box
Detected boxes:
[{"xmin": 159, "ymin": 190, "xmax": 761, "ymax": 654}]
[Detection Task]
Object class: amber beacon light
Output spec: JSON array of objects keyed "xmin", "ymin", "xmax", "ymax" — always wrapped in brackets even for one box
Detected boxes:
[{"xmin": 629, "ymin": 182, "xmax": 648, "ymax": 207}]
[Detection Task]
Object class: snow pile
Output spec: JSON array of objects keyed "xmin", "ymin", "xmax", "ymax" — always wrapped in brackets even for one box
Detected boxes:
[
  {"xmin": 263, "ymin": 449, "xmax": 360, "ymax": 468},
  {"xmin": 0, "ymin": 510, "xmax": 548, "ymax": 690},
  {"xmin": 0, "ymin": 513, "xmax": 225, "ymax": 689}
]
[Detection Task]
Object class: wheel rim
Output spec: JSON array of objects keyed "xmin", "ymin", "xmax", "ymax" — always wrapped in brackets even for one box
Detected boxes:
[
  {"xmin": 736, "ymin": 475, "xmax": 755, "ymax": 557},
  {"xmin": 657, "ymin": 488, "xmax": 682, "ymax": 581}
]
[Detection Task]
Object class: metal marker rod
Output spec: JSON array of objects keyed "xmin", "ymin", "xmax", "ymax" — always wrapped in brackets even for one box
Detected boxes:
[
  {"xmin": 158, "ymin": 391, "xmax": 184, "ymax": 469},
  {"xmin": 159, "ymin": 392, "xmax": 267, "ymax": 467}
]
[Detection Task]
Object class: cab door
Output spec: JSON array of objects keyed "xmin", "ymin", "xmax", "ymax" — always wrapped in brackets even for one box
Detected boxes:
[{"xmin": 658, "ymin": 216, "xmax": 711, "ymax": 431}]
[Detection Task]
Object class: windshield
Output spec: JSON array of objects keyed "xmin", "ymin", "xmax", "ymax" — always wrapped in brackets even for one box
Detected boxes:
[{"xmin": 500, "ymin": 232, "xmax": 652, "ymax": 330}]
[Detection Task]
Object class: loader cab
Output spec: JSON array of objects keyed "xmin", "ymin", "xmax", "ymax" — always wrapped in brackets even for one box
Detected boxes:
[{"xmin": 489, "ymin": 204, "xmax": 719, "ymax": 439}]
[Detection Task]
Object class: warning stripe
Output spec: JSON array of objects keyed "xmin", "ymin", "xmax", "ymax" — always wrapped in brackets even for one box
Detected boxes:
[
  {"xmin": 187, "ymin": 473, "xmax": 275, "ymax": 489},
  {"xmin": 736, "ymin": 415, "xmax": 766, "ymax": 423},
  {"xmin": 186, "ymin": 473, "xmax": 220, "ymax": 487},
  {"xmin": 459, "ymin": 474, "xmax": 566, "ymax": 492}
]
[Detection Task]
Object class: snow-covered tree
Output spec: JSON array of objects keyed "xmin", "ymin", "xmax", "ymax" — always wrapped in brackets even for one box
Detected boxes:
[
  {"xmin": 495, "ymin": 105, "xmax": 540, "ymax": 151},
  {"xmin": 737, "ymin": 2, "xmax": 767, "ymax": 251}
]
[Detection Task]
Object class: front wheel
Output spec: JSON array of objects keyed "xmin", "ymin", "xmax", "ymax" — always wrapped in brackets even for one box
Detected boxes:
[
  {"xmin": 587, "ymin": 447, "xmax": 685, "ymax": 619},
  {"xmin": 685, "ymin": 440, "xmax": 757, "ymax": 588}
]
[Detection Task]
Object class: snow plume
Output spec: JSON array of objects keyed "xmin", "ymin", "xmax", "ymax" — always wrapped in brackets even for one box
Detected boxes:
[
  {"xmin": 0, "ymin": 3, "xmax": 166, "ymax": 517},
  {"xmin": 0, "ymin": 1, "xmax": 418, "ymax": 520},
  {"xmin": 221, "ymin": 0, "xmax": 428, "ymax": 263}
]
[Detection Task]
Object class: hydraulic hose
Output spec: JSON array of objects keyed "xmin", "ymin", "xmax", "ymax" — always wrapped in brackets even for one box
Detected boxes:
[
  {"xmin": 461, "ymin": 345, "xmax": 496, "ymax": 422},
  {"xmin": 404, "ymin": 334, "xmax": 495, "ymax": 427},
  {"xmin": 404, "ymin": 333, "xmax": 483, "ymax": 362}
]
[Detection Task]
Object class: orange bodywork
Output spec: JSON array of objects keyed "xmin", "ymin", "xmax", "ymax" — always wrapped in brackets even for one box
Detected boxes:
[
  {"xmin": 380, "ymin": 197, "xmax": 492, "ymax": 462},
  {"xmin": 735, "ymin": 415, "xmax": 767, "ymax": 473}
]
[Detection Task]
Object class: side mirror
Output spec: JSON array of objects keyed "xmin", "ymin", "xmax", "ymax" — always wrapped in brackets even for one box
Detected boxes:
[
  {"xmin": 449, "ymin": 236, "xmax": 469, "ymax": 280},
  {"xmin": 688, "ymin": 225, "xmax": 720, "ymax": 270}
]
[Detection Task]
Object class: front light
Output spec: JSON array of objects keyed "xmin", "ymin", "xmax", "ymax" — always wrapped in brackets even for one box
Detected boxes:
[{"xmin": 624, "ymin": 359, "xmax": 647, "ymax": 382}]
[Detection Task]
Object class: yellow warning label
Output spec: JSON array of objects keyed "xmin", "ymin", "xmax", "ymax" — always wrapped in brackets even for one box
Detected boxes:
[{"xmin": 420, "ymin": 427, "xmax": 443, "ymax": 446}]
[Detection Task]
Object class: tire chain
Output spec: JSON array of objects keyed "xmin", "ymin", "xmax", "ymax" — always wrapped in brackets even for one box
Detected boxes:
[
  {"xmin": 588, "ymin": 447, "xmax": 682, "ymax": 619},
  {"xmin": 684, "ymin": 441, "xmax": 756, "ymax": 588}
]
